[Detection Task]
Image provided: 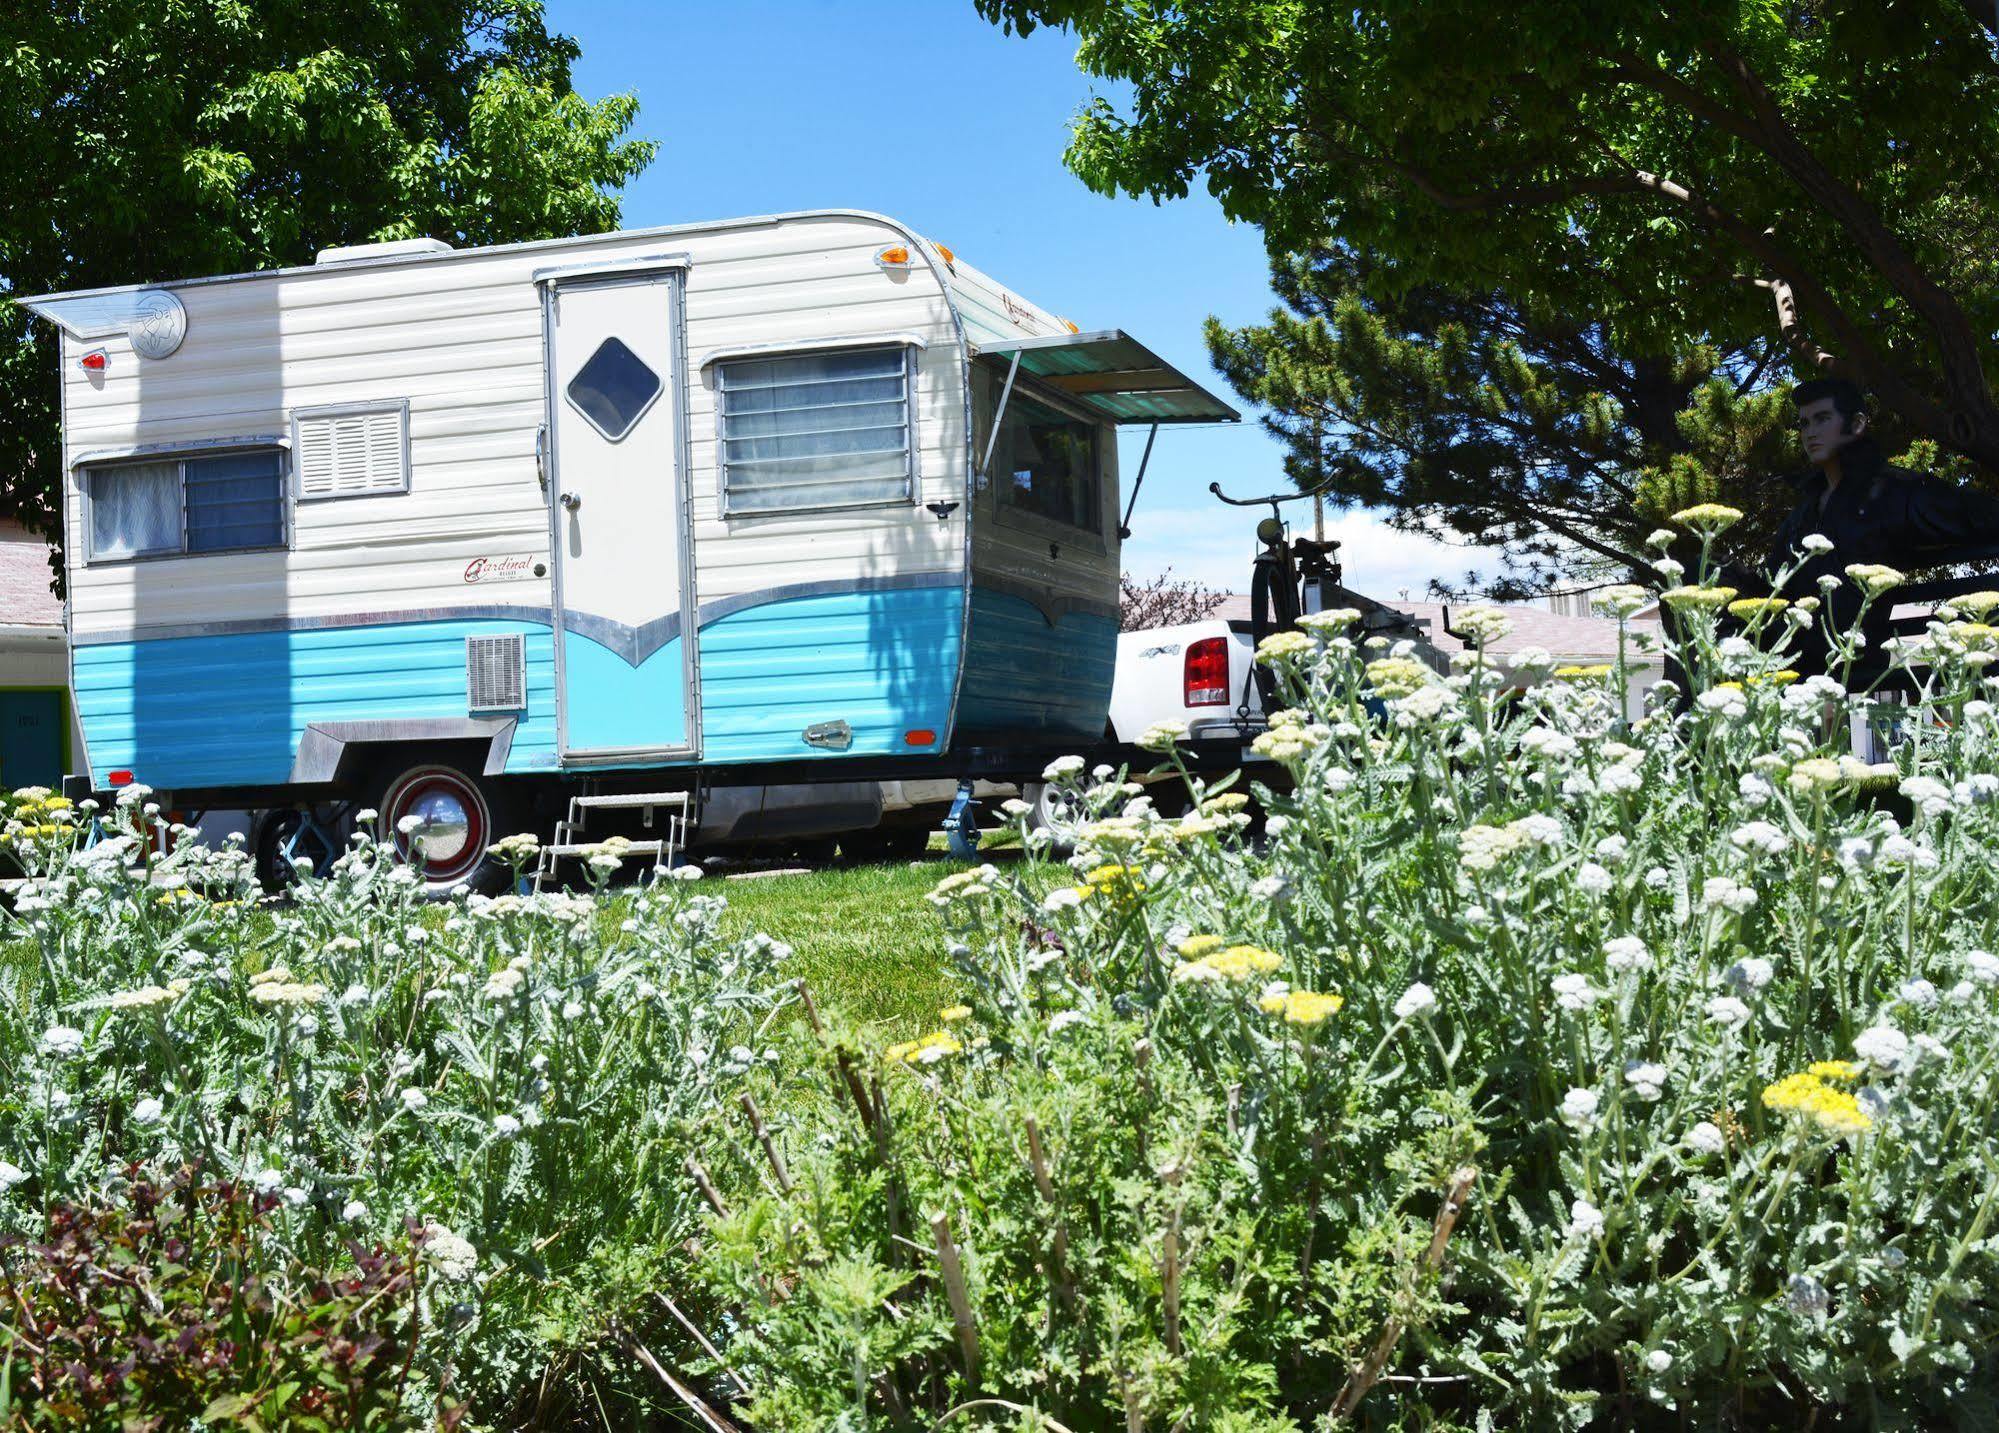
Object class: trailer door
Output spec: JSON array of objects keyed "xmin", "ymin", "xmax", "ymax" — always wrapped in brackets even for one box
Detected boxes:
[{"xmin": 542, "ymin": 267, "xmax": 698, "ymax": 762}]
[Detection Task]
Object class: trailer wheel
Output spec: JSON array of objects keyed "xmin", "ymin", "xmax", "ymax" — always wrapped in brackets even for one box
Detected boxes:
[
  {"xmin": 1021, "ymin": 781, "xmax": 1080, "ymax": 855},
  {"xmin": 369, "ymin": 760, "xmax": 516, "ymax": 895}
]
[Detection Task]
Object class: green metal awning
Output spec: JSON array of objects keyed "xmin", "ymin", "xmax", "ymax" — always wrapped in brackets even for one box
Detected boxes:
[{"xmin": 973, "ymin": 329, "xmax": 1239, "ymax": 425}]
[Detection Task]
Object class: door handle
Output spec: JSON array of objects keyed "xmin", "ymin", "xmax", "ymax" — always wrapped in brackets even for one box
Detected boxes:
[{"xmin": 559, "ymin": 491, "xmax": 581, "ymax": 512}]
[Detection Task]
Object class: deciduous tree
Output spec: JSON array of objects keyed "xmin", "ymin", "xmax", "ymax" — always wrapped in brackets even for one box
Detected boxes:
[
  {"xmin": 0, "ymin": 0, "xmax": 654, "ymax": 575},
  {"xmin": 978, "ymin": 0, "xmax": 1999, "ymax": 479}
]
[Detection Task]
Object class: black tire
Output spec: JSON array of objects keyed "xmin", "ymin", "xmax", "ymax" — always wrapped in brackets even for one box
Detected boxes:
[
  {"xmin": 252, "ymin": 808, "xmax": 342, "ymax": 892},
  {"xmin": 366, "ymin": 758, "xmax": 518, "ymax": 896}
]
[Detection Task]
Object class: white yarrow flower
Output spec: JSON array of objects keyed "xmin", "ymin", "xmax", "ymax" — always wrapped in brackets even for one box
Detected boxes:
[
  {"xmin": 1705, "ymin": 995, "xmax": 1752, "ymax": 1030},
  {"xmin": 1394, "ymin": 983, "xmax": 1437, "ymax": 1019},
  {"xmin": 1568, "ymin": 1198, "xmax": 1605, "ymax": 1240},
  {"xmin": 1724, "ymin": 957, "xmax": 1774, "ymax": 993},
  {"xmin": 1684, "ymin": 1121, "xmax": 1726, "ymax": 1155},
  {"xmin": 1899, "ymin": 978, "xmax": 1938, "ymax": 1010},
  {"xmin": 39, "ymin": 1025, "xmax": 85, "ymax": 1057},
  {"xmin": 1854, "ymin": 1024, "xmax": 1910, "ymax": 1070},
  {"xmin": 1624, "ymin": 1061, "xmax": 1668, "ymax": 1101},
  {"xmin": 1553, "ymin": 973, "xmax": 1603, "ymax": 1011},
  {"xmin": 1561, "ymin": 1087, "xmax": 1600, "ymax": 1125},
  {"xmin": 1602, "ymin": 936, "xmax": 1651, "ymax": 972}
]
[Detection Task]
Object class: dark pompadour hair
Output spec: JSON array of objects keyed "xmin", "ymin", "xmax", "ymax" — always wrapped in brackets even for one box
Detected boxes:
[{"xmin": 1791, "ymin": 376, "xmax": 1867, "ymax": 420}]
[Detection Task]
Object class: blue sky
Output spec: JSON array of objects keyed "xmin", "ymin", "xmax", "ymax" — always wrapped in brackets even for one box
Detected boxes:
[{"xmin": 555, "ymin": 0, "xmax": 1497, "ymax": 600}]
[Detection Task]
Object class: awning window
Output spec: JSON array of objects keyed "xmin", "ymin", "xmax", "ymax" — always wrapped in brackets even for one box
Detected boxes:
[{"xmin": 972, "ymin": 330, "xmax": 1239, "ymax": 426}]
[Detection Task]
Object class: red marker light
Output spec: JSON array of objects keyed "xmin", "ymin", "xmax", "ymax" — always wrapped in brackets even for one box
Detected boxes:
[
  {"xmin": 904, "ymin": 729, "xmax": 937, "ymax": 747},
  {"xmin": 107, "ymin": 769, "xmax": 134, "ymax": 786},
  {"xmin": 79, "ymin": 349, "xmax": 108, "ymax": 372}
]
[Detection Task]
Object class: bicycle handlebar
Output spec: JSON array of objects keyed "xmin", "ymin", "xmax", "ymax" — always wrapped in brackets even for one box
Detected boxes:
[{"xmin": 1208, "ymin": 481, "xmax": 1314, "ymax": 509}]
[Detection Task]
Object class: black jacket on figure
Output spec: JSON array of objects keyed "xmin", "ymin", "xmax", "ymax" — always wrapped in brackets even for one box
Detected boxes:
[
  {"xmin": 1717, "ymin": 439, "xmax": 1999, "ymax": 675},
  {"xmin": 1765, "ymin": 438, "xmax": 1999, "ymax": 589}
]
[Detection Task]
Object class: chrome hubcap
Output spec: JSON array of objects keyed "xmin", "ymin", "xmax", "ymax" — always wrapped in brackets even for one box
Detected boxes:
[{"xmin": 407, "ymin": 789, "xmax": 472, "ymax": 863}]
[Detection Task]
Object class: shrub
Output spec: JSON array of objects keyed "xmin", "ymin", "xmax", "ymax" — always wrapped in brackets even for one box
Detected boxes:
[
  {"xmin": 694, "ymin": 534, "xmax": 1999, "ymax": 1427},
  {"xmin": 0, "ymin": 1167, "xmax": 426, "ymax": 1429},
  {"xmin": 0, "ymin": 809, "xmax": 791, "ymax": 1419}
]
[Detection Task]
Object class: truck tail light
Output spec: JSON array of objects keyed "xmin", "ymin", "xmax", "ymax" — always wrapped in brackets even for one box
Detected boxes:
[{"xmin": 1183, "ymin": 637, "xmax": 1229, "ymax": 707}]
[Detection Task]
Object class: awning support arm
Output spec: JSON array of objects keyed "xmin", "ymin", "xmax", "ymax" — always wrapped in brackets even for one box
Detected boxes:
[
  {"xmin": 977, "ymin": 351, "xmax": 1023, "ymax": 484},
  {"xmin": 1117, "ymin": 422, "xmax": 1161, "ymax": 540}
]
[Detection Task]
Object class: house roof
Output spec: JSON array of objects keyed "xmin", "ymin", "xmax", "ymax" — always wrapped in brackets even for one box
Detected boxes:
[
  {"xmin": 1385, "ymin": 602, "xmax": 1659, "ymax": 662},
  {"xmin": 0, "ymin": 522, "xmax": 63, "ymax": 628}
]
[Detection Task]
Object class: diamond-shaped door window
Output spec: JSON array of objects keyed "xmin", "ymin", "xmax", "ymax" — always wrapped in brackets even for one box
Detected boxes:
[{"xmin": 566, "ymin": 336, "xmax": 663, "ymax": 441}]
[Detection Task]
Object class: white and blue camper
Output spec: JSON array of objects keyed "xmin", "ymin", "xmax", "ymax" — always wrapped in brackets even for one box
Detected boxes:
[{"xmin": 20, "ymin": 210, "xmax": 1234, "ymax": 886}]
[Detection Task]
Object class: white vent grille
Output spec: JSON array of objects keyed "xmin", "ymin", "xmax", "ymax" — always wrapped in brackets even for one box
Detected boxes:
[
  {"xmin": 466, "ymin": 634, "xmax": 526, "ymax": 713},
  {"xmin": 294, "ymin": 403, "xmax": 408, "ymax": 499}
]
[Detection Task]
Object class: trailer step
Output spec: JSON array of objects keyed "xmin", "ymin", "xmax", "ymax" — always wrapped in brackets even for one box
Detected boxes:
[
  {"xmin": 571, "ymin": 792, "xmax": 691, "ymax": 811},
  {"xmin": 543, "ymin": 839, "xmax": 669, "ymax": 859}
]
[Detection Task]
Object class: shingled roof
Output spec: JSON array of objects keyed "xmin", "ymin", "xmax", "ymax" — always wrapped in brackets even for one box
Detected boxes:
[
  {"xmin": 1212, "ymin": 592, "xmax": 1659, "ymax": 663},
  {"xmin": 1385, "ymin": 603, "xmax": 1661, "ymax": 663}
]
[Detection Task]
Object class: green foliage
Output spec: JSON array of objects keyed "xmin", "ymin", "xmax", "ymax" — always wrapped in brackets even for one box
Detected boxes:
[
  {"xmin": 694, "ymin": 558, "xmax": 1999, "ymax": 1425},
  {"xmin": 978, "ymin": 0, "xmax": 1999, "ymax": 476},
  {"xmin": 0, "ymin": 1168, "xmax": 428, "ymax": 1429},
  {"xmin": 1204, "ymin": 248, "xmax": 1799, "ymax": 596},
  {"xmin": 0, "ymin": 808, "xmax": 787, "ymax": 1421},
  {"xmin": 0, "ymin": 0, "xmax": 655, "ymax": 564}
]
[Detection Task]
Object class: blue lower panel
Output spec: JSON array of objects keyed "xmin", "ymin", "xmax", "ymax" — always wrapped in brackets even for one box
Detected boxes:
[
  {"xmin": 956, "ymin": 588, "xmax": 1116, "ymax": 744},
  {"xmin": 71, "ymin": 620, "xmax": 558, "ymax": 789},
  {"xmin": 697, "ymin": 585, "xmax": 962, "ymax": 763},
  {"xmin": 562, "ymin": 633, "xmax": 687, "ymax": 752}
]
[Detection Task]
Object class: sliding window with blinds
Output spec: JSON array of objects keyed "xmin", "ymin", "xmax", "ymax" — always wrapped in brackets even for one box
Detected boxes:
[
  {"xmin": 293, "ymin": 401, "xmax": 410, "ymax": 500},
  {"xmin": 716, "ymin": 346, "xmax": 915, "ymax": 514}
]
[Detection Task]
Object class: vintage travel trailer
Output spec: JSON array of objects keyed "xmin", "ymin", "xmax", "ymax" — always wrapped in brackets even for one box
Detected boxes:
[{"xmin": 20, "ymin": 209, "xmax": 1234, "ymax": 884}]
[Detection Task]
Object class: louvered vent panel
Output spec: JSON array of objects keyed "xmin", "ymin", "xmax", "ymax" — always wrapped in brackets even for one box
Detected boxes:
[
  {"xmin": 296, "ymin": 406, "xmax": 407, "ymax": 498},
  {"xmin": 465, "ymin": 634, "xmax": 526, "ymax": 713}
]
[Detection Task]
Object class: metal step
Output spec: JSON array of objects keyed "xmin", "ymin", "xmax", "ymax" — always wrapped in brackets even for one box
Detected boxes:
[
  {"xmin": 573, "ymin": 792, "xmax": 691, "ymax": 811},
  {"xmin": 543, "ymin": 839, "xmax": 669, "ymax": 859}
]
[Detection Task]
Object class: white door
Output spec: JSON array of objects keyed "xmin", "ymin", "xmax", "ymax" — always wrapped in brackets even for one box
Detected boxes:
[{"xmin": 544, "ymin": 271, "xmax": 697, "ymax": 759}]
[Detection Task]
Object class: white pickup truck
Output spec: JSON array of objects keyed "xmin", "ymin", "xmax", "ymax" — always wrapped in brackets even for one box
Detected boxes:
[{"xmin": 1110, "ymin": 618, "xmax": 1269, "ymax": 746}]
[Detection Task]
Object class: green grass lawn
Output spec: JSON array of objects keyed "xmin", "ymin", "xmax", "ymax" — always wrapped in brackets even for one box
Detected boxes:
[
  {"xmin": 712, "ymin": 857, "xmax": 961, "ymax": 1037},
  {"xmin": 708, "ymin": 838, "xmax": 1047, "ymax": 1039}
]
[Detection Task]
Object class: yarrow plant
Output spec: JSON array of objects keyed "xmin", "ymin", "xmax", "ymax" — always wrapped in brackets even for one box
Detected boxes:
[
  {"xmin": 0, "ymin": 802, "xmax": 792, "ymax": 1421},
  {"xmin": 692, "ymin": 534, "xmax": 1999, "ymax": 1428}
]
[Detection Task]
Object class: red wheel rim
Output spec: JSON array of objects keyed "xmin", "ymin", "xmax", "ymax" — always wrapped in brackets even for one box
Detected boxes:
[{"xmin": 381, "ymin": 766, "xmax": 490, "ymax": 886}]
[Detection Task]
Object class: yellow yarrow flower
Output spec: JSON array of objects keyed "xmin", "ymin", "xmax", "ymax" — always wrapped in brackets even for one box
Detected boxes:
[
  {"xmin": 1660, "ymin": 585, "xmax": 1739, "ymax": 612},
  {"xmin": 1745, "ymin": 669, "xmax": 1800, "ymax": 687},
  {"xmin": 1808, "ymin": 1060, "xmax": 1862, "ymax": 1082},
  {"xmin": 1364, "ymin": 657, "xmax": 1431, "ymax": 698},
  {"xmin": 1670, "ymin": 503, "xmax": 1745, "ymax": 534},
  {"xmin": 1553, "ymin": 664, "xmax": 1613, "ymax": 680},
  {"xmin": 1256, "ymin": 631, "xmax": 1316, "ymax": 662},
  {"xmin": 884, "ymin": 1030, "xmax": 963, "ymax": 1066},
  {"xmin": 1208, "ymin": 945, "xmax": 1283, "ymax": 980},
  {"xmin": 1083, "ymin": 864, "xmax": 1139, "ymax": 887},
  {"xmin": 1176, "ymin": 934, "xmax": 1225, "ymax": 959},
  {"xmin": 1258, "ymin": 989, "xmax": 1344, "ymax": 1026},
  {"xmin": 1954, "ymin": 590, "xmax": 1999, "ymax": 618},
  {"xmin": 1763, "ymin": 1071, "xmax": 1872, "ymax": 1137},
  {"xmin": 1845, "ymin": 563, "xmax": 1905, "ymax": 597},
  {"xmin": 939, "ymin": 1004, "xmax": 972, "ymax": 1023},
  {"xmin": 1727, "ymin": 597, "xmax": 1788, "ymax": 619}
]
